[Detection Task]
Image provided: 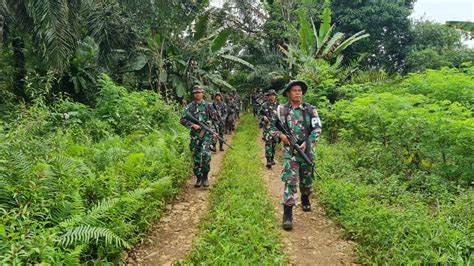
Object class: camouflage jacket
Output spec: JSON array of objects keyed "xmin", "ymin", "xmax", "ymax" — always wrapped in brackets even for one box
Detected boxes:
[
  {"xmin": 259, "ymin": 101, "xmax": 279, "ymax": 130},
  {"xmin": 180, "ymin": 100, "xmax": 217, "ymax": 136},
  {"xmin": 226, "ymin": 94, "xmax": 238, "ymax": 114},
  {"xmin": 270, "ymin": 102, "xmax": 322, "ymax": 160},
  {"xmin": 212, "ymin": 101, "xmax": 227, "ymax": 124}
]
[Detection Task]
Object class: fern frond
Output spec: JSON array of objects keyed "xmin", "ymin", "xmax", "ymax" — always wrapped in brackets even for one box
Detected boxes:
[
  {"xmin": 59, "ymin": 225, "xmax": 130, "ymax": 249},
  {"xmin": 60, "ymin": 197, "xmax": 121, "ymax": 228}
]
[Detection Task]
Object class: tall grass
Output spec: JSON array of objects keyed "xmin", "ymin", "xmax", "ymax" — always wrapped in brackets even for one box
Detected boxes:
[{"xmin": 184, "ymin": 113, "xmax": 286, "ymax": 265}]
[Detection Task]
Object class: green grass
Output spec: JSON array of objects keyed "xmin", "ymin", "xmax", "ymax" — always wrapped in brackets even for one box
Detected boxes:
[
  {"xmin": 314, "ymin": 140, "xmax": 474, "ymax": 265},
  {"xmin": 182, "ymin": 113, "xmax": 286, "ymax": 265}
]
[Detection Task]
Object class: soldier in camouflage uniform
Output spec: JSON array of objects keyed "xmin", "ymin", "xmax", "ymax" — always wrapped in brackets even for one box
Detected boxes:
[
  {"xmin": 180, "ymin": 86, "xmax": 218, "ymax": 188},
  {"xmin": 258, "ymin": 93, "xmax": 268, "ymax": 129},
  {"xmin": 211, "ymin": 92, "xmax": 228, "ymax": 151},
  {"xmin": 271, "ymin": 80, "xmax": 322, "ymax": 230},
  {"xmin": 225, "ymin": 91, "xmax": 238, "ymax": 133},
  {"xmin": 259, "ymin": 90, "xmax": 279, "ymax": 169},
  {"xmin": 234, "ymin": 89, "xmax": 241, "ymax": 119},
  {"xmin": 255, "ymin": 92, "xmax": 265, "ymax": 118}
]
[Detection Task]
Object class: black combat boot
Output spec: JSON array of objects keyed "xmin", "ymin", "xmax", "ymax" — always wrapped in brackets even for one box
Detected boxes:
[
  {"xmin": 210, "ymin": 145, "xmax": 216, "ymax": 152},
  {"xmin": 219, "ymin": 143, "xmax": 224, "ymax": 151},
  {"xmin": 282, "ymin": 205, "xmax": 293, "ymax": 230},
  {"xmin": 266, "ymin": 157, "xmax": 272, "ymax": 169},
  {"xmin": 271, "ymin": 155, "xmax": 276, "ymax": 165},
  {"xmin": 301, "ymin": 194, "xmax": 311, "ymax": 212},
  {"xmin": 194, "ymin": 175, "xmax": 202, "ymax": 188},
  {"xmin": 201, "ymin": 171, "xmax": 210, "ymax": 187}
]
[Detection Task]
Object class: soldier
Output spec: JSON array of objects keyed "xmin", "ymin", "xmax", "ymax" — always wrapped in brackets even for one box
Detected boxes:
[
  {"xmin": 259, "ymin": 90, "xmax": 279, "ymax": 169},
  {"xmin": 258, "ymin": 92, "xmax": 268, "ymax": 129},
  {"xmin": 225, "ymin": 92, "xmax": 237, "ymax": 133},
  {"xmin": 255, "ymin": 91, "xmax": 265, "ymax": 117},
  {"xmin": 234, "ymin": 89, "xmax": 242, "ymax": 120},
  {"xmin": 211, "ymin": 92, "xmax": 228, "ymax": 151},
  {"xmin": 271, "ymin": 80, "xmax": 322, "ymax": 230},
  {"xmin": 180, "ymin": 86, "xmax": 218, "ymax": 188}
]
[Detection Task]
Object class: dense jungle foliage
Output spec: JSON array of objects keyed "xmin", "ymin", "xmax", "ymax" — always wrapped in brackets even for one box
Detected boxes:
[{"xmin": 0, "ymin": 0, "xmax": 473, "ymax": 264}]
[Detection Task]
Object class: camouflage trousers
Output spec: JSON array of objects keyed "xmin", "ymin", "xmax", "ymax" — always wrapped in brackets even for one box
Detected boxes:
[
  {"xmin": 225, "ymin": 113, "xmax": 236, "ymax": 133},
  {"xmin": 280, "ymin": 156, "xmax": 314, "ymax": 206},
  {"xmin": 190, "ymin": 132, "xmax": 212, "ymax": 177},
  {"xmin": 211, "ymin": 124, "xmax": 225, "ymax": 149},
  {"xmin": 263, "ymin": 129, "xmax": 277, "ymax": 159}
]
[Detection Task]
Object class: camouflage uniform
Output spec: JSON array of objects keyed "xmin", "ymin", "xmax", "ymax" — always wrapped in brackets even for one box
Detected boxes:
[
  {"xmin": 180, "ymin": 100, "xmax": 217, "ymax": 185},
  {"xmin": 259, "ymin": 91, "xmax": 279, "ymax": 167},
  {"xmin": 211, "ymin": 93, "xmax": 228, "ymax": 151},
  {"xmin": 271, "ymin": 102, "xmax": 322, "ymax": 206},
  {"xmin": 225, "ymin": 93, "xmax": 238, "ymax": 133},
  {"xmin": 235, "ymin": 92, "xmax": 241, "ymax": 119}
]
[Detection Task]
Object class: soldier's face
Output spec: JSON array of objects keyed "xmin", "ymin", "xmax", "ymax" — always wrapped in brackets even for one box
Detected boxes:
[
  {"xmin": 194, "ymin": 92, "xmax": 203, "ymax": 101},
  {"xmin": 216, "ymin": 95, "xmax": 222, "ymax": 101},
  {"xmin": 287, "ymin": 86, "xmax": 302, "ymax": 102},
  {"xmin": 269, "ymin": 95, "xmax": 276, "ymax": 102}
]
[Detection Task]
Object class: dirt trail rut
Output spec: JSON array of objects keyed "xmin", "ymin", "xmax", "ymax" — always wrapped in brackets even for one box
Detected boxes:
[
  {"xmin": 259, "ymin": 132, "xmax": 358, "ymax": 265},
  {"xmin": 126, "ymin": 132, "xmax": 235, "ymax": 265}
]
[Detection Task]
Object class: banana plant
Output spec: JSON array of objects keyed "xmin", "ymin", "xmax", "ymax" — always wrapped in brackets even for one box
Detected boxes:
[
  {"xmin": 181, "ymin": 10, "xmax": 255, "ymax": 94},
  {"xmin": 280, "ymin": 1, "xmax": 369, "ymax": 66}
]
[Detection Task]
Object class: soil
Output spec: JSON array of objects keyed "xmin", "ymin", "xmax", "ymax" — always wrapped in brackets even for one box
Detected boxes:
[
  {"xmin": 258, "ymin": 131, "xmax": 359, "ymax": 265},
  {"xmin": 125, "ymin": 132, "xmax": 235, "ymax": 266}
]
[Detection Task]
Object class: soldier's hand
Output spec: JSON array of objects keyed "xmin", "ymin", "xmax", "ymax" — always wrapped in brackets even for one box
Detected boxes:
[
  {"xmin": 299, "ymin": 142, "xmax": 306, "ymax": 151},
  {"xmin": 279, "ymin": 134, "xmax": 290, "ymax": 145},
  {"xmin": 191, "ymin": 124, "xmax": 201, "ymax": 130},
  {"xmin": 263, "ymin": 116, "xmax": 269, "ymax": 123}
]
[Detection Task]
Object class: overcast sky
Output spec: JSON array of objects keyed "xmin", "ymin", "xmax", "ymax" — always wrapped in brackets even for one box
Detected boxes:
[{"xmin": 411, "ymin": 0, "xmax": 473, "ymax": 22}]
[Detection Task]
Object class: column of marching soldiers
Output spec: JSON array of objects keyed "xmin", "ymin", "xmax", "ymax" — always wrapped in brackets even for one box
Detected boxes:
[{"xmin": 180, "ymin": 81, "xmax": 322, "ymax": 230}]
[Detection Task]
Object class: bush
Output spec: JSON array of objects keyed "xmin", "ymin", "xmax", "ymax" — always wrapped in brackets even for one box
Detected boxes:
[
  {"xmin": 0, "ymin": 75, "xmax": 191, "ymax": 264},
  {"xmin": 314, "ymin": 141, "xmax": 473, "ymax": 265}
]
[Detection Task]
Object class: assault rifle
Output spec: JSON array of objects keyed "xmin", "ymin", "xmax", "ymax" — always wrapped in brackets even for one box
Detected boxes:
[
  {"xmin": 186, "ymin": 113, "xmax": 233, "ymax": 149},
  {"xmin": 275, "ymin": 119, "xmax": 314, "ymax": 167}
]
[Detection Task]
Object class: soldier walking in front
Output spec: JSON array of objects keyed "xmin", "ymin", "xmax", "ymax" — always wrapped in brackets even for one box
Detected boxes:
[
  {"xmin": 259, "ymin": 89, "xmax": 279, "ymax": 169},
  {"xmin": 180, "ymin": 86, "xmax": 218, "ymax": 188},
  {"xmin": 271, "ymin": 81, "xmax": 322, "ymax": 230}
]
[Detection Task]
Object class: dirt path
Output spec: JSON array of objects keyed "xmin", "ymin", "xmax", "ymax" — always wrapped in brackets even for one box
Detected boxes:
[
  {"xmin": 258, "ymin": 131, "xmax": 358, "ymax": 265},
  {"xmin": 126, "ymin": 132, "xmax": 235, "ymax": 265}
]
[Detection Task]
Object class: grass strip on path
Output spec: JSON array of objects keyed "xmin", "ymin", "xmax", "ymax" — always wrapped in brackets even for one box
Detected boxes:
[{"xmin": 182, "ymin": 113, "xmax": 286, "ymax": 265}]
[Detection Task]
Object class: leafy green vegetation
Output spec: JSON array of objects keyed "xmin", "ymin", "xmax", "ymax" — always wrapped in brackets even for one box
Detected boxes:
[
  {"xmin": 0, "ymin": 75, "xmax": 190, "ymax": 264},
  {"xmin": 1, "ymin": 0, "xmax": 473, "ymax": 264},
  {"xmin": 183, "ymin": 114, "xmax": 286, "ymax": 264},
  {"xmin": 312, "ymin": 67, "xmax": 474, "ymax": 264}
]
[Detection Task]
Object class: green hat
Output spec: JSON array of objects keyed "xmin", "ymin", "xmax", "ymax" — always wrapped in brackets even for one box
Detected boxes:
[
  {"xmin": 192, "ymin": 85, "xmax": 204, "ymax": 93},
  {"xmin": 265, "ymin": 89, "xmax": 277, "ymax": 96},
  {"xmin": 283, "ymin": 80, "xmax": 308, "ymax": 97},
  {"xmin": 214, "ymin": 91, "xmax": 223, "ymax": 98}
]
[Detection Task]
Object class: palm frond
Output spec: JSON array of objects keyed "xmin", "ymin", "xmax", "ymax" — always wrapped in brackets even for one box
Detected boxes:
[{"xmin": 28, "ymin": 0, "xmax": 78, "ymax": 71}]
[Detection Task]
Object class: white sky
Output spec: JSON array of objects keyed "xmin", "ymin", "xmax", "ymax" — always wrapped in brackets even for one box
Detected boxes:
[{"xmin": 411, "ymin": 0, "xmax": 473, "ymax": 23}]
